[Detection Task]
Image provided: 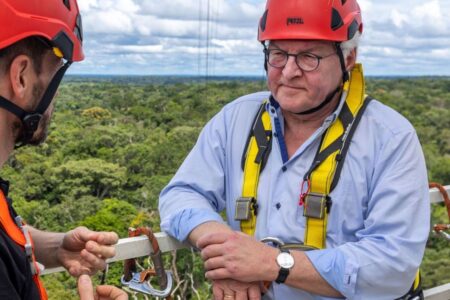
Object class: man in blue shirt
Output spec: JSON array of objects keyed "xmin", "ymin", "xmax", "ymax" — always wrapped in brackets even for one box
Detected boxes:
[{"xmin": 159, "ymin": 0, "xmax": 430, "ymax": 299}]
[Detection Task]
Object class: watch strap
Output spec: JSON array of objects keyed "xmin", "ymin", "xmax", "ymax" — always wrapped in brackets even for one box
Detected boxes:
[{"xmin": 275, "ymin": 248, "xmax": 290, "ymax": 284}]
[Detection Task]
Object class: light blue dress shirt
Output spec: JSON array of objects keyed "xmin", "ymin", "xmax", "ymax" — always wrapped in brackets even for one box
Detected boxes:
[{"xmin": 159, "ymin": 90, "xmax": 430, "ymax": 299}]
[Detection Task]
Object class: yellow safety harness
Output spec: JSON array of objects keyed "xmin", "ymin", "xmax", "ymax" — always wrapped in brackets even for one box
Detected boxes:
[{"xmin": 236, "ymin": 64, "xmax": 422, "ymax": 298}]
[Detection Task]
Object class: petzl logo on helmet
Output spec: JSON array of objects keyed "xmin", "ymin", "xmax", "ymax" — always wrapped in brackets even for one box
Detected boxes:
[{"xmin": 287, "ymin": 17, "xmax": 304, "ymax": 26}]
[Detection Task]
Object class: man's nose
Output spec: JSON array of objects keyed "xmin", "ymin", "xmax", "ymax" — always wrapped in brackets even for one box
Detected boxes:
[{"xmin": 282, "ymin": 55, "xmax": 303, "ymax": 79}]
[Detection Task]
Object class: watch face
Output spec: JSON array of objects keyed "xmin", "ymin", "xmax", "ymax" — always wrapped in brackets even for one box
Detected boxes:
[{"xmin": 277, "ymin": 252, "xmax": 294, "ymax": 269}]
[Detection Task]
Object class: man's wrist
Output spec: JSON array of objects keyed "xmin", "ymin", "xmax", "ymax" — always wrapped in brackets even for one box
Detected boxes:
[{"xmin": 263, "ymin": 246, "xmax": 281, "ymax": 282}]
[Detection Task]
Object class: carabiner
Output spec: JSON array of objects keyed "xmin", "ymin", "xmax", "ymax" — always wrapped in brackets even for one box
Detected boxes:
[{"xmin": 121, "ymin": 271, "xmax": 173, "ymax": 298}]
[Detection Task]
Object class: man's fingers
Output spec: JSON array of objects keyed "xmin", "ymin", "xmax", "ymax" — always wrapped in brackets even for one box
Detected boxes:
[
  {"xmin": 85, "ymin": 240, "xmax": 116, "ymax": 259},
  {"xmin": 96, "ymin": 285, "xmax": 128, "ymax": 300},
  {"xmin": 204, "ymin": 256, "xmax": 226, "ymax": 271},
  {"xmin": 197, "ymin": 232, "xmax": 231, "ymax": 249},
  {"xmin": 93, "ymin": 232, "xmax": 119, "ymax": 245},
  {"xmin": 74, "ymin": 226, "xmax": 95, "ymax": 242},
  {"xmin": 75, "ymin": 227, "xmax": 119, "ymax": 246},
  {"xmin": 77, "ymin": 275, "xmax": 94, "ymax": 300},
  {"xmin": 201, "ymin": 243, "xmax": 226, "ymax": 261},
  {"xmin": 206, "ymin": 268, "xmax": 232, "ymax": 280},
  {"xmin": 80, "ymin": 249, "xmax": 107, "ymax": 271},
  {"xmin": 248, "ymin": 284, "xmax": 261, "ymax": 300},
  {"xmin": 212, "ymin": 283, "xmax": 224, "ymax": 300},
  {"xmin": 235, "ymin": 290, "xmax": 247, "ymax": 300}
]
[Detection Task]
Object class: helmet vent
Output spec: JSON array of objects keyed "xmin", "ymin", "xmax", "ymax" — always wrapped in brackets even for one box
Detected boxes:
[
  {"xmin": 260, "ymin": 9, "xmax": 268, "ymax": 32},
  {"xmin": 63, "ymin": 0, "xmax": 71, "ymax": 10},
  {"xmin": 347, "ymin": 19, "xmax": 359, "ymax": 40},
  {"xmin": 341, "ymin": 0, "xmax": 347, "ymax": 5},
  {"xmin": 75, "ymin": 14, "xmax": 83, "ymax": 42},
  {"xmin": 331, "ymin": 8, "xmax": 344, "ymax": 31}
]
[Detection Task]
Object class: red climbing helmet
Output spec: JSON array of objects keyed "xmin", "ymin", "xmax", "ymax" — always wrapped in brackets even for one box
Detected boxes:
[
  {"xmin": 0, "ymin": 0, "xmax": 84, "ymax": 62},
  {"xmin": 258, "ymin": 0, "xmax": 363, "ymax": 42}
]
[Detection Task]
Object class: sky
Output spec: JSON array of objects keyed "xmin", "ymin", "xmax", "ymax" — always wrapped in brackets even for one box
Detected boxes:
[{"xmin": 70, "ymin": 0, "xmax": 450, "ymax": 76}]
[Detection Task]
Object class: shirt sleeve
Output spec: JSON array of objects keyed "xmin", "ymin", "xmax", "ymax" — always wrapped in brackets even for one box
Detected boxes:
[
  {"xmin": 305, "ymin": 129, "xmax": 430, "ymax": 299},
  {"xmin": 159, "ymin": 108, "xmax": 229, "ymax": 242}
]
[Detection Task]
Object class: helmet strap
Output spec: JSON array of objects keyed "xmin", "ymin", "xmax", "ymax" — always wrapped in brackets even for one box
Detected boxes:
[
  {"xmin": 335, "ymin": 42, "xmax": 349, "ymax": 82},
  {"xmin": 0, "ymin": 61, "xmax": 71, "ymax": 148},
  {"xmin": 294, "ymin": 86, "xmax": 341, "ymax": 115},
  {"xmin": 262, "ymin": 42, "xmax": 268, "ymax": 72}
]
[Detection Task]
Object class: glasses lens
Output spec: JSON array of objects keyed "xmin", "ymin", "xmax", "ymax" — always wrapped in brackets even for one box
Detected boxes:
[
  {"xmin": 296, "ymin": 53, "xmax": 319, "ymax": 71},
  {"xmin": 268, "ymin": 49, "xmax": 287, "ymax": 68}
]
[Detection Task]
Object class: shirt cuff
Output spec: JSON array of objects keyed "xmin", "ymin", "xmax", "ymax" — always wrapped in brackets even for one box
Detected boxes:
[
  {"xmin": 305, "ymin": 248, "xmax": 358, "ymax": 299},
  {"xmin": 161, "ymin": 208, "xmax": 225, "ymax": 242}
]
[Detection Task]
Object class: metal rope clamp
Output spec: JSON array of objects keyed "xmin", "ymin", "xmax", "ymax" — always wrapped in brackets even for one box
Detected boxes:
[{"xmin": 121, "ymin": 227, "xmax": 173, "ymax": 298}]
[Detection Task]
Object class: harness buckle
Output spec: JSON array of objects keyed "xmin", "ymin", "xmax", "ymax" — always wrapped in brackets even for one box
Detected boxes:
[
  {"xmin": 234, "ymin": 197, "xmax": 257, "ymax": 221},
  {"xmin": 302, "ymin": 193, "xmax": 332, "ymax": 219}
]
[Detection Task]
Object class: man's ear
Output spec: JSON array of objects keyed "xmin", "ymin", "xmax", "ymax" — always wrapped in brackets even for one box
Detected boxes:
[
  {"xmin": 9, "ymin": 55, "xmax": 35, "ymax": 103},
  {"xmin": 345, "ymin": 48, "xmax": 357, "ymax": 71}
]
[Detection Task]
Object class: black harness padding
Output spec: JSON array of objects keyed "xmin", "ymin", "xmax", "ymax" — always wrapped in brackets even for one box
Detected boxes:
[{"xmin": 241, "ymin": 103, "xmax": 272, "ymax": 172}]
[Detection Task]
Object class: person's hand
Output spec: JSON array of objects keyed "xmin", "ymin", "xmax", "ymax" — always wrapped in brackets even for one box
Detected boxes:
[
  {"xmin": 212, "ymin": 279, "xmax": 261, "ymax": 300},
  {"xmin": 197, "ymin": 231, "xmax": 278, "ymax": 282},
  {"xmin": 77, "ymin": 274, "xmax": 128, "ymax": 300},
  {"xmin": 57, "ymin": 226, "xmax": 119, "ymax": 276}
]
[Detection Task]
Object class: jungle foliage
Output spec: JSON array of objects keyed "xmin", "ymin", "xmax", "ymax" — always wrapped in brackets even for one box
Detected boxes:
[{"xmin": 2, "ymin": 76, "xmax": 449, "ymax": 299}]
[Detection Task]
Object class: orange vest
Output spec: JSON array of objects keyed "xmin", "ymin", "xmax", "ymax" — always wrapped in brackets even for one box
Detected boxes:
[{"xmin": 0, "ymin": 190, "xmax": 47, "ymax": 300}]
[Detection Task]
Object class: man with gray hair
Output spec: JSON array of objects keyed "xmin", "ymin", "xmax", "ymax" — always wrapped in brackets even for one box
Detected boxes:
[{"xmin": 159, "ymin": 0, "xmax": 429, "ymax": 299}]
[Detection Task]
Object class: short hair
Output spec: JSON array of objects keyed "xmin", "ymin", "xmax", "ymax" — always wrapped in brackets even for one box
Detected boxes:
[
  {"xmin": 340, "ymin": 31, "xmax": 361, "ymax": 59},
  {"xmin": 0, "ymin": 36, "xmax": 49, "ymax": 75}
]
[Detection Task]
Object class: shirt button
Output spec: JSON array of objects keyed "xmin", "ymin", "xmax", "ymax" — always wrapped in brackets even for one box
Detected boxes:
[{"xmin": 282, "ymin": 166, "xmax": 287, "ymax": 172}]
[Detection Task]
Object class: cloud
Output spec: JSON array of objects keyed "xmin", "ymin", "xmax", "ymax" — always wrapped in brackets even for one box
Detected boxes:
[{"xmin": 71, "ymin": 0, "xmax": 450, "ymax": 76}]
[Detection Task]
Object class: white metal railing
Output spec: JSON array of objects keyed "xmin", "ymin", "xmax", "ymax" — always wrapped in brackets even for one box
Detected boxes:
[{"xmin": 43, "ymin": 185, "xmax": 450, "ymax": 298}]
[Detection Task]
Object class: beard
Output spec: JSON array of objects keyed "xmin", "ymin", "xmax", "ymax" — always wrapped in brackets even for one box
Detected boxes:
[{"xmin": 14, "ymin": 82, "xmax": 54, "ymax": 146}]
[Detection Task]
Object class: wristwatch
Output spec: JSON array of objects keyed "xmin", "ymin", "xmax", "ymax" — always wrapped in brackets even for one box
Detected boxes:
[{"xmin": 275, "ymin": 248, "xmax": 294, "ymax": 284}]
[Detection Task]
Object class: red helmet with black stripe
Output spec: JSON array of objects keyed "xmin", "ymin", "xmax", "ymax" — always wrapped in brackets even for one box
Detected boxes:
[
  {"xmin": 0, "ymin": 0, "xmax": 84, "ymax": 62},
  {"xmin": 258, "ymin": 0, "xmax": 363, "ymax": 42}
]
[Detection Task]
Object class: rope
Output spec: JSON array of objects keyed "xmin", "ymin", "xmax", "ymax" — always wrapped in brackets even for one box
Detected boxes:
[{"xmin": 430, "ymin": 182, "xmax": 450, "ymax": 241}]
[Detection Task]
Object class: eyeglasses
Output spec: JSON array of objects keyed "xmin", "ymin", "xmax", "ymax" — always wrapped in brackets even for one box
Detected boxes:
[{"xmin": 264, "ymin": 48, "xmax": 336, "ymax": 72}]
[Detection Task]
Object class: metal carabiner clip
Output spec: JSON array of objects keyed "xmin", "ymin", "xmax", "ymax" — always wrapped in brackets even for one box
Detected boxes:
[
  {"xmin": 121, "ymin": 271, "xmax": 173, "ymax": 298},
  {"xmin": 122, "ymin": 227, "xmax": 174, "ymax": 298},
  {"xmin": 260, "ymin": 236, "xmax": 285, "ymax": 247}
]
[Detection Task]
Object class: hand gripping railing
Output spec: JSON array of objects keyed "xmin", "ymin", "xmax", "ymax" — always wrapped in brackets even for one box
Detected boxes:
[{"xmin": 41, "ymin": 185, "xmax": 450, "ymax": 299}]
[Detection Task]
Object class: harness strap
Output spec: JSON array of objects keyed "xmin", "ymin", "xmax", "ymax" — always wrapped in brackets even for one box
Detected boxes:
[
  {"xmin": 0, "ymin": 190, "xmax": 47, "ymax": 300},
  {"xmin": 238, "ymin": 102, "xmax": 272, "ymax": 235},
  {"xmin": 304, "ymin": 63, "xmax": 367, "ymax": 249}
]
